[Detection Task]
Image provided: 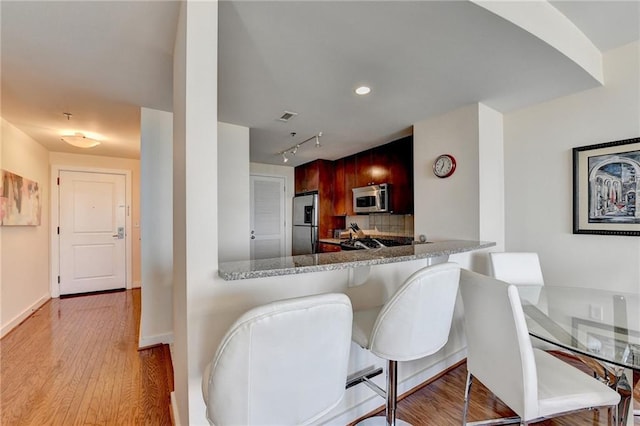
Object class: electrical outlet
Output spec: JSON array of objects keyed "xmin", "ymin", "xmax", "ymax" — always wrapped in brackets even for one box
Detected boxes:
[{"xmin": 589, "ymin": 304, "xmax": 603, "ymax": 321}]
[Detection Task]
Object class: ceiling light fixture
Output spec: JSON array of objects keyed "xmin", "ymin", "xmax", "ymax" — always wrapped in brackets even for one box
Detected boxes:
[
  {"xmin": 355, "ymin": 86, "xmax": 371, "ymax": 95},
  {"xmin": 60, "ymin": 132, "xmax": 101, "ymax": 148},
  {"xmin": 278, "ymin": 132, "xmax": 323, "ymax": 163}
]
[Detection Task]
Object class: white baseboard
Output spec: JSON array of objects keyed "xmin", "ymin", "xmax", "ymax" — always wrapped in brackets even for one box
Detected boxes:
[
  {"xmin": 138, "ymin": 332, "xmax": 174, "ymax": 349},
  {"xmin": 171, "ymin": 392, "xmax": 181, "ymax": 426},
  {"xmin": 1, "ymin": 293, "xmax": 50, "ymax": 339}
]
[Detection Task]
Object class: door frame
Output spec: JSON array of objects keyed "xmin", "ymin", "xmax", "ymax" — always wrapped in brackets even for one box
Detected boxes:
[
  {"xmin": 250, "ymin": 173, "xmax": 289, "ymax": 259},
  {"xmin": 50, "ymin": 165, "xmax": 132, "ymax": 298}
]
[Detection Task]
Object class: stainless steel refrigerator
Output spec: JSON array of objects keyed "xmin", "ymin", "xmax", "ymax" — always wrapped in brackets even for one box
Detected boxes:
[{"xmin": 292, "ymin": 193, "xmax": 319, "ymax": 255}]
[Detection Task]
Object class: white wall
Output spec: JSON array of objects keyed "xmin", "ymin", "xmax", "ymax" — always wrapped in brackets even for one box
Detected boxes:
[
  {"xmin": 171, "ymin": 2, "xmax": 189, "ymax": 422},
  {"xmin": 1, "ymin": 118, "xmax": 50, "ymax": 337},
  {"xmin": 249, "ymin": 162, "xmax": 295, "ymax": 256},
  {"xmin": 218, "ymin": 122, "xmax": 250, "ymax": 262},
  {"xmin": 172, "ymin": 1, "xmax": 219, "ymax": 424},
  {"xmin": 478, "ymin": 104, "xmax": 505, "ymax": 252},
  {"xmin": 413, "ymin": 104, "xmax": 480, "ymax": 241},
  {"xmin": 413, "ymin": 103, "xmax": 504, "ymax": 274},
  {"xmin": 49, "ymin": 152, "xmax": 141, "ymax": 287},
  {"xmin": 139, "ymin": 107, "xmax": 174, "ymax": 348},
  {"xmin": 504, "ymin": 41, "xmax": 640, "ymax": 293},
  {"xmin": 172, "ymin": 4, "xmax": 471, "ymax": 424}
]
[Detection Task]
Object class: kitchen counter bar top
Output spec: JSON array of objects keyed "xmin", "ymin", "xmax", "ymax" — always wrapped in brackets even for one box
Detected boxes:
[{"xmin": 218, "ymin": 240, "xmax": 495, "ymax": 281}]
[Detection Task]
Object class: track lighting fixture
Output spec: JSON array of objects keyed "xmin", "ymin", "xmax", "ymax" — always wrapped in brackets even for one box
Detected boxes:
[{"xmin": 278, "ymin": 132, "xmax": 323, "ymax": 163}]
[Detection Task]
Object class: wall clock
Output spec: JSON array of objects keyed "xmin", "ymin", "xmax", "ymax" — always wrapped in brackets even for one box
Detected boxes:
[{"xmin": 433, "ymin": 154, "xmax": 456, "ymax": 178}]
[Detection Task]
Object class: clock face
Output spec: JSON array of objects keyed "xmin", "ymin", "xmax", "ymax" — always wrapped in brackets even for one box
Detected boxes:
[{"xmin": 433, "ymin": 154, "xmax": 456, "ymax": 178}]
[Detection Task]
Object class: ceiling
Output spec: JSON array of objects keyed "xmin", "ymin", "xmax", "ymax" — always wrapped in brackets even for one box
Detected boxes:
[{"xmin": 2, "ymin": 1, "xmax": 639, "ymax": 166}]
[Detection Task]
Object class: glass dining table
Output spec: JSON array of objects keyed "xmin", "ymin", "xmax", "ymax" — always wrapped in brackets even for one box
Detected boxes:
[{"xmin": 519, "ymin": 285, "xmax": 639, "ymax": 425}]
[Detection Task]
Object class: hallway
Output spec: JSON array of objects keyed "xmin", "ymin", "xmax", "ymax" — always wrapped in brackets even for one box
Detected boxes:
[{"xmin": 0, "ymin": 289, "xmax": 173, "ymax": 425}]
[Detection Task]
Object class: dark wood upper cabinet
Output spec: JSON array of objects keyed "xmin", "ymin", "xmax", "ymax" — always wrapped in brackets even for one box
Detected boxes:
[
  {"xmin": 333, "ymin": 158, "xmax": 346, "ymax": 215},
  {"xmin": 351, "ymin": 136, "xmax": 413, "ymax": 214},
  {"xmin": 385, "ymin": 136, "xmax": 413, "ymax": 214},
  {"xmin": 294, "ymin": 161, "xmax": 320, "ymax": 194},
  {"xmin": 296, "ymin": 135, "xmax": 413, "ymax": 218},
  {"xmin": 332, "ymin": 156, "xmax": 357, "ymax": 216},
  {"xmin": 294, "ymin": 159, "xmax": 345, "ymax": 238}
]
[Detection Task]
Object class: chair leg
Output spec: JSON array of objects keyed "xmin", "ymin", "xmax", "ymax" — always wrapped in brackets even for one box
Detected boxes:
[
  {"xmin": 386, "ymin": 360, "xmax": 398, "ymax": 426},
  {"xmin": 462, "ymin": 372, "xmax": 473, "ymax": 425}
]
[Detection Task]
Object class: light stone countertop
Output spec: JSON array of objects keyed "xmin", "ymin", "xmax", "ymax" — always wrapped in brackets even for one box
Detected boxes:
[{"xmin": 218, "ymin": 240, "xmax": 495, "ymax": 281}]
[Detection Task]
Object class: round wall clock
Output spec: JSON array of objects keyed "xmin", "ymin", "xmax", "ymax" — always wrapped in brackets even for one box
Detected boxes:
[{"xmin": 433, "ymin": 154, "xmax": 456, "ymax": 178}]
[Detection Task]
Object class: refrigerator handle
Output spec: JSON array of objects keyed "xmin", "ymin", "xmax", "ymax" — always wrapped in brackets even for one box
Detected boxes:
[{"xmin": 311, "ymin": 226, "xmax": 318, "ymax": 254}]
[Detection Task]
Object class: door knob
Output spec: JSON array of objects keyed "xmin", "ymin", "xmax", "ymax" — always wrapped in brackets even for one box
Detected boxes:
[{"xmin": 113, "ymin": 227, "xmax": 125, "ymax": 239}]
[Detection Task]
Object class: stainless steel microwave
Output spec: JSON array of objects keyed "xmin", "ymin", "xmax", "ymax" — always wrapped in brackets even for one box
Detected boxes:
[{"xmin": 352, "ymin": 184, "xmax": 389, "ymax": 213}]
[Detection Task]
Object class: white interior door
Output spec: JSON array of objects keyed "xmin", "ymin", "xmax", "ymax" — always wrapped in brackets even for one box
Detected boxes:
[
  {"xmin": 59, "ymin": 170, "xmax": 126, "ymax": 295},
  {"xmin": 250, "ymin": 175, "xmax": 285, "ymax": 260}
]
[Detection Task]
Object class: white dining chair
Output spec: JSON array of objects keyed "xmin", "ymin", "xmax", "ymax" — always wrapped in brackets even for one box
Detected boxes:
[
  {"xmin": 459, "ymin": 269, "xmax": 620, "ymax": 425},
  {"xmin": 489, "ymin": 252, "xmax": 544, "ymax": 305},
  {"xmin": 202, "ymin": 293, "xmax": 353, "ymax": 426},
  {"xmin": 489, "ymin": 252, "xmax": 544, "ymax": 286},
  {"xmin": 351, "ymin": 262, "xmax": 461, "ymax": 425}
]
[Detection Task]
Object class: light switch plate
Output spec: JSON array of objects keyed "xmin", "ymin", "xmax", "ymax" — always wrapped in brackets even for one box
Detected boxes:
[{"xmin": 589, "ymin": 304, "xmax": 604, "ymax": 321}]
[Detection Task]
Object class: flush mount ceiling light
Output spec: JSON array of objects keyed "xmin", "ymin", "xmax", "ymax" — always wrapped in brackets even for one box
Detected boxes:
[
  {"xmin": 278, "ymin": 132, "xmax": 323, "ymax": 163},
  {"xmin": 355, "ymin": 86, "xmax": 371, "ymax": 95},
  {"xmin": 60, "ymin": 132, "xmax": 101, "ymax": 148}
]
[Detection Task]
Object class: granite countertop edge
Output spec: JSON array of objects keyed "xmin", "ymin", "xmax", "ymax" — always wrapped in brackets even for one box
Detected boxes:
[{"xmin": 218, "ymin": 240, "xmax": 495, "ymax": 281}]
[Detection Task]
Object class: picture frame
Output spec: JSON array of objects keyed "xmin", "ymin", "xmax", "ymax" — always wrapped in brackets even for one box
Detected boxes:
[
  {"xmin": 572, "ymin": 137, "xmax": 640, "ymax": 236},
  {"xmin": 1, "ymin": 169, "xmax": 42, "ymax": 226},
  {"xmin": 572, "ymin": 316, "xmax": 639, "ymax": 367}
]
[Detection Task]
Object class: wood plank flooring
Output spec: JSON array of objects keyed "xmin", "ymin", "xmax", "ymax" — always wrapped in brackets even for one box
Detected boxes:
[
  {"xmin": 0, "ymin": 289, "xmax": 173, "ymax": 425},
  {"xmin": 357, "ymin": 353, "xmax": 640, "ymax": 426},
  {"xmin": 2, "ymin": 289, "xmax": 637, "ymax": 425}
]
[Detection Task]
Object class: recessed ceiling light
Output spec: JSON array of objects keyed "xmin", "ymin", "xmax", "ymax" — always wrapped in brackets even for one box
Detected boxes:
[{"xmin": 355, "ymin": 86, "xmax": 371, "ymax": 96}]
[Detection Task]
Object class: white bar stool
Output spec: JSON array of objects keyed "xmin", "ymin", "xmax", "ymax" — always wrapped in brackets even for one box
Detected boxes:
[
  {"xmin": 351, "ymin": 262, "xmax": 461, "ymax": 426},
  {"xmin": 202, "ymin": 293, "xmax": 353, "ymax": 426}
]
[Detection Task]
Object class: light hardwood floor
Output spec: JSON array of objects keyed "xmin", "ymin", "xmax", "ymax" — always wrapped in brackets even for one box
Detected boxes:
[
  {"xmin": 1, "ymin": 289, "xmax": 636, "ymax": 425},
  {"xmin": 358, "ymin": 356, "xmax": 637, "ymax": 426},
  {"xmin": 0, "ymin": 289, "xmax": 173, "ymax": 425}
]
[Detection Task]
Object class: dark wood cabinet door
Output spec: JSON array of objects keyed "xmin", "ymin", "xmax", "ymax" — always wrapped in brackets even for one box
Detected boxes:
[
  {"xmin": 294, "ymin": 161, "xmax": 320, "ymax": 194},
  {"xmin": 332, "ymin": 156, "xmax": 357, "ymax": 216},
  {"xmin": 343, "ymin": 155, "xmax": 357, "ymax": 215},
  {"xmin": 371, "ymin": 145, "xmax": 391, "ymax": 185},
  {"xmin": 333, "ymin": 158, "xmax": 346, "ymax": 215},
  {"xmin": 386, "ymin": 136, "xmax": 413, "ymax": 214},
  {"xmin": 354, "ymin": 150, "xmax": 373, "ymax": 187}
]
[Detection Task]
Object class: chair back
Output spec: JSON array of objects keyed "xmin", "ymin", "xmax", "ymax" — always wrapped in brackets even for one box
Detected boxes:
[
  {"xmin": 489, "ymin": 252, "xmax": 544, "ymax": 286},
  {"xmin": 459, "ymin": 269, "xmax": 538, "ymax": 420},
  {"xmin": 202, "ymin": 293, "xmax": 353, "ymax": 426},
  {"xmin": 368, "ymin": 262, "xmax": 460, "ymax": 361}
]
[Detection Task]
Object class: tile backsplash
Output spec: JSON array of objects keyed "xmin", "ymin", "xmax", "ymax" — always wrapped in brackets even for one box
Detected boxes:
[{"xmin": 346, "ymin": 213, "xmax": 414, "ymax": 236}]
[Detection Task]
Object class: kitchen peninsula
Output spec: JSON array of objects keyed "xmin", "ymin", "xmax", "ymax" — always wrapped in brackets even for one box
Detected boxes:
[{"xmin": 219, "ymin": 240, "xmax": 494, "ymax": 280}]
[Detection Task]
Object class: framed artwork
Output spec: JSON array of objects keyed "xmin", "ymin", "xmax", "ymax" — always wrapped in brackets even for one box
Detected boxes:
[
  {"xmin": 573, "ymin": 137, "xmax": 640, "ymax": 236},
  {"xmin": 0, "ymin": 169, "xmax": 41, "ymax": 226}
]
